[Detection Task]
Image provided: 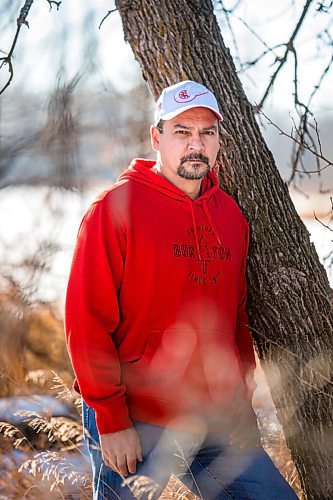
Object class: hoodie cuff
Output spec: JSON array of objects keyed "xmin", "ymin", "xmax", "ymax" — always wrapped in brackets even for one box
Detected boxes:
[{"xmin": 94, "ymin": 399, "xmax": 132, "ymax": 435}]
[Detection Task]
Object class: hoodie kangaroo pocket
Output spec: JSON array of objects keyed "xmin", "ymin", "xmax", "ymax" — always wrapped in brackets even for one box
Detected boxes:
[
  {"xmin": 121, "ymin": 328, "xmax": 197, "ymax": 393},
  {"xmin": 121, "ymin": 330, "xmax": 163, "ymax": 389}
]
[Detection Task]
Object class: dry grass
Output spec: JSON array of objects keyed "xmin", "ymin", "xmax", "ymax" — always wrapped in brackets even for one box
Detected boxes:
[
  {"xmin": 19, "ymin": 450, "xmax": 91, "ymax": 494},
  {"xmin": 0, "ymin": 297, "xmax": 303, "ymax": 499},
  {"xmin": 162, "ymin": 476, "xmax": 198, "ymax": 499},
  {"xmin": 0, "ymin": 370, "xmax": 89, "ymax": 498},
  {"xmin": 0, "ymin": 366, "xmax": 304, "ymax": 499},
  {"xmin": 0, "ymin": 288, "xmax": 73, "ymax": 398},
  {"xmin": 0, "ymin": 402, "xmax": 302, "ymax": 500}
]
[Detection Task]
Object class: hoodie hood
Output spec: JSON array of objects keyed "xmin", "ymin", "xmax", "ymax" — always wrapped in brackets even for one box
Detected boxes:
[
  {"xmin": 118, "ymin": 158, "xmax": 219, "ymax": 203},
  {"xmin": 118, "ymin": 159, "xmax": 223, "ymax": 259}
]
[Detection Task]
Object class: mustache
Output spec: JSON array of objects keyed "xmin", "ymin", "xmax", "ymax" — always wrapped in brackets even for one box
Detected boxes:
[{"xmin": 180, "ymin": 153, "xmax": 210, "ymax": 165}]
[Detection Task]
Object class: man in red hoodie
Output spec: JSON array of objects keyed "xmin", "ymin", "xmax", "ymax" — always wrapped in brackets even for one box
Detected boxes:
[{"xmin": 65, "ymin": 81, "xmax": 297, "ymax": 499}]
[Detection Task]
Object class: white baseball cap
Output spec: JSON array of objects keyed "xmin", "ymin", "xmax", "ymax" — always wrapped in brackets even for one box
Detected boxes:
[{"xmin": 153, "ymin": 80, "xmax": 223, "ymax": 126}]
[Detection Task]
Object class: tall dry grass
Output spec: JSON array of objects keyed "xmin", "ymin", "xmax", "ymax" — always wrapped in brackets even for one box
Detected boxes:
[
  {"xmin": 0, "ymin": 371, "xmax": 303, "ymax": 499},
  {"xmin": 0, "ymin": 371, "xmax": 90, "ymax": 498},
  {"xmin": 0, "ymin": 294, "xmax": 303, "ymax": 499}
]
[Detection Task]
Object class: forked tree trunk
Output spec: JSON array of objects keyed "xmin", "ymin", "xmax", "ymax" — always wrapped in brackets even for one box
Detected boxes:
[{"xmin": 115, "ymin": 1, "xmax": 333, "ymax": 497}]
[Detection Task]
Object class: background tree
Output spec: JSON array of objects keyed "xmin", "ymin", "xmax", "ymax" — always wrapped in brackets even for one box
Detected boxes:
[{"xmin": 115, "ymin": 0, "xmax": 333, "ymax": 498}]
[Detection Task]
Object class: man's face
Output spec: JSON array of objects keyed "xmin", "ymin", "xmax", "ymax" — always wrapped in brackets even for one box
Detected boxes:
[{"xmin": 151, "ymin": 107, "xmax": 220, "ymax": 181}]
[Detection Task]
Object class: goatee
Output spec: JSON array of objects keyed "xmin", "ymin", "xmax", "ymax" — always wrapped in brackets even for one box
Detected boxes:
[{"xmin": 177, "ymin": 153, "xmax": 210, "ymax": 180}]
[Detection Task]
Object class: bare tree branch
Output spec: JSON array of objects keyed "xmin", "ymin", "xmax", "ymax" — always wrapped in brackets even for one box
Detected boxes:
[
  {"xmin": 314, "ymin": 211, "xmax": 333, "ymax": 233},
  {"xmin": 215, "ymin": 0, "xmax": 243, "ymax": 67},
  {"xmin": 255, "ymin": 0, "xmax": 314, "ymax": 111},
  {"xmin": 260, "ymin": 110, "xmax": 333, "ymax": 178},
  {"xmin": 239, "ymin": 43, "xmax": 285, "ymax": 73},
  {"xmin": 215, "ymin": 1, "xmax": 332, "ymax": 182},
  {"xmin": 287, "ymin": 46, "xmax": 333, "ymax": 183},
  {"xmin": 17, "ymin": 0, "xmax": 34, "ymax": 28},
  {"xmin": 317, "ymin": 0, "xmax": 333, "ymax": 13},
  {"xmin": 224, "ymin": 12, "xmax": 284, "ymax": 74},
  {"xmin": 225, "ymin": 1, "xmax": 333, "ymax": 182},
  {"xmin": 0, "ymin": 0, "xmax": 35, "ymax": 96},
  {"xmin": 46, "ymin": 0, "xmax": 62, "ymax": 11},
  {"xmin": 99, "ymin": 9, "xmax": 117, "ymax": 30},
  {"xmin": 0, "ymin": 0, "xmax": 63, "ymax": 95},
  {"xmin": 314, "ymin": 197, "xmax": 333, "ymax": 270},
  {"xmin": 308, "ymin": 51, "xmax": 333, "ymax": 108},
  {"xmin": 214, "ymin": 0, "xmax": 244, "ymax": 13}
]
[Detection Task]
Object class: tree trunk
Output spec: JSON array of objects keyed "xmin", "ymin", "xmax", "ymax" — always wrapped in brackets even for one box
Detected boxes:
[{"xmin": 115, "ymin": 1, "xmax": 333, "ymax": 497}]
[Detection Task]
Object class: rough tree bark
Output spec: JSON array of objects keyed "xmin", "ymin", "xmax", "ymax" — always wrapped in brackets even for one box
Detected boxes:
[{"xmin": 115, "ymin": 1, "xmax": 333, "ymax": 498}]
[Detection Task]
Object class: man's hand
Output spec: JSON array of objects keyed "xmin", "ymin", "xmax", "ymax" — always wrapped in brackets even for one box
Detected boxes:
[{"xmin": 100, "ymin": 427, "xmax": 143, "ymax": 477}]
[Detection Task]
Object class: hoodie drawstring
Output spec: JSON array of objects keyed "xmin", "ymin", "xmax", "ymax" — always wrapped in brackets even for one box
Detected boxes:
[
  {"xmin": 190, "ymin": 199, "xmax": 223, "ymax": 262},
  {"xmin": 202, "ymin": 200, "xmax": 222, "ymax": 245},
  {"xmin": 190, "ymin": 202, "xmax": 202, "ymax": 261}
]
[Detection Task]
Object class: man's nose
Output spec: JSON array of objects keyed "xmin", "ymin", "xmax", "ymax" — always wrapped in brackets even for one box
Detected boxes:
[{"xmin": 188, "ymin": 133, "xmax": 204, "ymax": 151}]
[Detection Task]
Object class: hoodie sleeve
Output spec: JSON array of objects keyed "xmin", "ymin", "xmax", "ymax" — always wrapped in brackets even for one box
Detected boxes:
[
  {"xmin": 235, "ymin": 218, "xmax": 257, "ymax": 400},
  {"xmin": 65, "ymin": 195, "xmax": 132, "ymax": 435}
]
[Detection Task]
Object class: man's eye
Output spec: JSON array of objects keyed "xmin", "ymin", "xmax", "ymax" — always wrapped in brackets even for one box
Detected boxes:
[
  {"xmin": 175, "ymin": 130, "xmax": 189, "ymax": 135},
  {"xmin": 203, "ymin": 130, "xmax": 215, "ymax": 136}
]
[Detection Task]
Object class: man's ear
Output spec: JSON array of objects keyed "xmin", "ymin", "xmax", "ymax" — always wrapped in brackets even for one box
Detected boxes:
[{"xmin": 150, "ymin": 125, "xmax": 160, "ymax": 152}]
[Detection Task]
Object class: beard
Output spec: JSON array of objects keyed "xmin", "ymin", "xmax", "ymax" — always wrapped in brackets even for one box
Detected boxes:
[{"xmin": 177, "ymin": 153, "xmax": 211, "ymax": 180}]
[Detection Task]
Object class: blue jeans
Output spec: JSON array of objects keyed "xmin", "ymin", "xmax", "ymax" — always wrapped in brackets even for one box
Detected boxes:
[{"xmin": 82, "ymin": 402, "xmax": 298, "ymax": 499}]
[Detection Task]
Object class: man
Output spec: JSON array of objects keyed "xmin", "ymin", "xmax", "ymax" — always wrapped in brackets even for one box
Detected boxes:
[{"xmin": 65, "ymin": 81, "xmax": 297, "ymax": 499}]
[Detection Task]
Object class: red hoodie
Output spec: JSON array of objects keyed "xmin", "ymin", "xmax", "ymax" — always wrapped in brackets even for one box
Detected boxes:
[{"xmin": 65, "ymin": 159, "xmax": 255, "ymax": 435}]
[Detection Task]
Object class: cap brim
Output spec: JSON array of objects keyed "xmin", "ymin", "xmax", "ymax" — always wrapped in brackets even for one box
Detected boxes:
[{"xmin": 154, "ymin": 104, "xmax": 223, "ymax": 126}]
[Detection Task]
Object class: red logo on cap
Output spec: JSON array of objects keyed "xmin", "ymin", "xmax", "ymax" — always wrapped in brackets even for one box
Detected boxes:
[
  {"xmin": 174, "ymin": 89, "xmax": 209, "ymax": 103},
  {"xmin": 178, "ymin": 90, "xmax": 190, "ymax": 100}
]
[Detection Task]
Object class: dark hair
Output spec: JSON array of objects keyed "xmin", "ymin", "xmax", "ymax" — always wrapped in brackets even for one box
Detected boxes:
[{"xmin": 156, "ymin": 119, "xmax": 164, "ymax": 133}]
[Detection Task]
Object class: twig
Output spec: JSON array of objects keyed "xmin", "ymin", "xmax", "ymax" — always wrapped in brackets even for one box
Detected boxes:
[
  {"xmin": 260, "ymin": 110, "xmax": 333, "ymax": 175},
  {"xmin": 46, "ymin": 0, "xmax": 62, "ymax": 11},
  {"xmin": 0, "ymin": 0, "xmax": 35, "ymax": 95},
  {"xmin": 316, "ymin": 0, "xmax": 333, "ymax": 13},
  {"xmin": 17, "ymin": 0, "xmax": 34, "ymax": 27},
  {"xmin": 221, "ymin": 0, "xmax": 332, "ymax": 185},
  {"xmin": 288, "ymin": 43, "xmax": 332, "ymax": 182},
  {"xmin": 214, "ymin": 0, "xmax": 244, "ymax": 14},
  {"xmin": 215, "ymin": 0, "xmax": 243, "ymax": 67},
  {"xmin": 256, "ymin": 0, "xmax": 314, "ymax": 111},
  {"xmin": 319, "ymin": 182, "xmax": 333, "ymax": 195},
  {"xmin": 215, "ymin": 4, "xmax": 285, "ymax": 74},
  {"xmin": 99, "ymin": 8, "xmax": 117, "ymax": 30},
  {"xmin": 307, "ymin": 52, "xmax": 333, "ymax": 109},
  {"xmin": 0, "ymin": 0, "xmax": 62, "ymax": 96},
  {"xmin": 314, "ymin": 212, "xmax": 333, "ymax": 232},
  {"xmin": 235, "ymin": 16, "xmax": 283, "ymax": 70},
  {"xmin": 239, "ymin": 44, "xmax": 284, "ymax": 73},
  {"xmin": 174, "ymin": 439, "xmax": 204, "ymax": 500}
]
